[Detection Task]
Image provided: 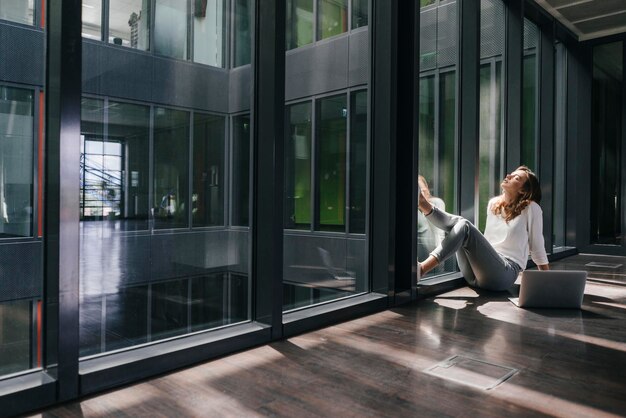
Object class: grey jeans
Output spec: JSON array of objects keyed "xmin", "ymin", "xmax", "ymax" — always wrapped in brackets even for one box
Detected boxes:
[{"xmin": 426, "ymin": 207, "xmax": 522, "ymax": 291}]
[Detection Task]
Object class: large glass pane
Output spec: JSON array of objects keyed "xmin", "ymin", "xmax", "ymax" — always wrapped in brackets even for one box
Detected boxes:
[
  {"xmin": 193, "ymin": 0, "xmax": 225, "ymax": 67},
  {"xmin": 0, "ymin": 87, "xmax": 34, "ymax": 238},
  {"xmin": 285, "ymin": 102, "xmax": 312, "ymax": 230},
  {"xmin": 154, "ymin": 107, "xmax": 190, "ymax": 229},
  {"xmin": 521, "ymin": 18, "xmax": 539, "ymax": 171},
  {"xmin": 231, "ymin": 114, "xmax": 250, "ymax": 227},
  {"xmin": 154, "ymin": 0, "xmax": 188, "ymax": 60},
  {"xmin": 234, "ymin": 0, "xmax": 252, "ymax": 67},
  {"xmin": 318, "ymin": 0, "xmax": 348, "ymax": 40},
  {"xmin": 286, "ymin": 0, "xmax": 314, "ymax": 50},
  {"xmin": 352, "ymin": 0, "xmax": 368, "ymax": 29},
  {"xmin": 477, "ymin": 0, "xmax": 504, "ymax": 232},
  {"xmin": 417, "ymin": 0, "xmax": 459, "ymax": 280},
  {"xmin": 192, "ymin": 114, "xmax": 225, "ymax": 227},
  {"xmin": 317, "ymin": 94, "xmax": 347, "ymax": 231},
  {"xmin": 109, "ymin": 0, "xmax": 150, "ymax": 49},
  {"xmin": 349, "ymin": 90, "xmax": 367, "ymax": 234},
  {"xmin": 591, "ymin": 41, "xmax": 623, "ymax": 245},
  {"xmin": 82, "ymin": 0, "xmax": 103, "ymax": 41},
  {"xmin": 0, "ymin": 0, "xmax": 35, "ymax": 25}
]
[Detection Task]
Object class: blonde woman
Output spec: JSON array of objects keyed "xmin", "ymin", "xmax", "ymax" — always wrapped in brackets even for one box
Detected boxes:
[{"xmin": 418, "ymin": 166, "xmax": 549, "ymax": 290}]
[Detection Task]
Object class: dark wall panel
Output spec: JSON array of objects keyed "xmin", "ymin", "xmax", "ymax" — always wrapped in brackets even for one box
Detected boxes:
[
  {"xmin": 0, "ymin": 24, "xmax": 44, "ymax": 86},
  {"xmin": 0, "ymin": 241, "xmax": 43, "ymax": 302},
  {"xmin": 229, "ymin": 65, "xmax": 252, "ymax": 114},
  {"xmin": 348, "ymin": 29, "xmax": 369, "ymax": 87},
  {"xmin": 285, "ymin": 36, "xmax": 349, "ymax": 101},
  {"xmin": 82, "ymin": 42, "xmax": 229, "ymax": 113}
]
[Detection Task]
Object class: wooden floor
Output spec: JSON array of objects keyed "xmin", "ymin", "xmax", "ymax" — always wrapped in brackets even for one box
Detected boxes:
[{"xmin": 26, "ymin": 254, "xmax": 626, "ymax": 418}]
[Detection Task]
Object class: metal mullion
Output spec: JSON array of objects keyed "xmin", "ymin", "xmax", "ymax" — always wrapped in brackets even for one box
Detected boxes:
[
  {"xmin": 149, "ymin": 106, "xmax": 155, "ymax": 231},
  {"xmin": 345, "ymin": 91, "xmax": 352, "ymax": 234},
  {"xmin": 188, "ymin": 111, "xmax": 194, "ymax": 229},
  {"xmin": 622, "ymin": 41, "xmax": 626, "ymax": 254},
  {"xmin": 537, "ymin": 21, "xmax": 554, "ymax": 253},
  {"xmin": 102, "ymin": 0, "xmax": 109, "ymax": 43},
  {"xmin": 188, "ymin": 0, "xmax": 193, "ymax": 62},
  {"xmin": 223, "ymin": 114, "xmax": 230, "ymax": 228},
  {"xmin": 504, "ymin": 0, "xmax": 523, "ymax": 173},
  {"xmin": 311, "ymin": 99, "xmax": 318, "ymax": 232},
  {"xmin": 433, "ymin": 72, "xmax": 440, "ymax": 193},
  {"xmin": 314, "ymin": 0, "xmax": 319, "ymax": 42}
]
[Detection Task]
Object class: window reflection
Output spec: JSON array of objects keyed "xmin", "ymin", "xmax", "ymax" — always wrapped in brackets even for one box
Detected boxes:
[
  {"xmin": 349, "ymin": 90, "xmax": 367, "ymax": 233},
  {"xmin": 352, "ymin": 0, "xmax": 368, "ymax": 29},
  {"xmin": 193, "ymin": 0, "xmax": 226, "ymax": 67},
  {"xmin": 418, "ymin": 0, "xmax": 459, "ymax": 279}
]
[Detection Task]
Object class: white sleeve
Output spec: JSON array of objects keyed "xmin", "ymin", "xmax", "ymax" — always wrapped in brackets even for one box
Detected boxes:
[{"xmin": 528, "ymin": 202, "xmax": 549, "ymax": 266}]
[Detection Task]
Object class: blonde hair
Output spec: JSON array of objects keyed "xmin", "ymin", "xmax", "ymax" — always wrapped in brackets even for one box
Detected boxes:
[{"xmin": 491, "ymin": 166, "xmax": 542, "ymax": 222}]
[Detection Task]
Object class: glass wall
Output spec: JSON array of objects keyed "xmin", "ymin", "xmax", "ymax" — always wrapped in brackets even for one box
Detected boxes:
[
  {"xmin": 0, "ymin": 85, "xmax": 40, "ymax": 376},
  {"xmin": 283, "ymin": 91, "xmax": 368, "ymax": 311},
  {"xmin": 0, "ymin": 0, "xmax": 35, "ymax": 25},
  {"xmin": 286, "ymin": 0, "xmax": 314, "ymax": 50},
  {"xmin": 521, "ymin": 18, "xmax": 539, "ymax": 171},
  {"xmin": 417, "ymin": 0, "xmax": 458, "ymax": 278},
  {"xmin": 591, "ymin": 41, "xmax": 623, "ymax": 246},
  {"xmin": 318, "ymin": 0, "xmax": 347, "ymax": 40},
  {"xmin": 477, "ymin": 0, "xmax": 504, "ymax": 232},
  {"xmin": 79, "ymin": 2, "xmax": 253, "ymax": 357}
]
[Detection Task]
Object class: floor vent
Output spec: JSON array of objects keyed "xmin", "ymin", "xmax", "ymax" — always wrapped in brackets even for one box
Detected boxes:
[
  {"xmin": 424, "ymin": 355, "xmax": 518, "ymax": 390},
  {"xmin": 585, "ymin": 262, "xmax": 623, "ymax": 269}
]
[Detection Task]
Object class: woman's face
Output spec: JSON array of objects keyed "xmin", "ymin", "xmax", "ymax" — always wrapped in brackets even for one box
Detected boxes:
[{"xmin": 501, "ymin": 169, "xmax": 528, "ymax": 195}]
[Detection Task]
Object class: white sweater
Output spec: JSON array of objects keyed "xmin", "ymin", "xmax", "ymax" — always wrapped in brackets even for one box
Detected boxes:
[{"xmin": 484, "ymin": 198, "xmax": 549, "ymax": 270}]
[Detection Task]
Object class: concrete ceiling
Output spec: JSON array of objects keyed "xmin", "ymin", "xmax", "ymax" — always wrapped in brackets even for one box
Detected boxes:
[{"xmin": 533, "ymin": 0, "xmax": 626, "ymax": 41}]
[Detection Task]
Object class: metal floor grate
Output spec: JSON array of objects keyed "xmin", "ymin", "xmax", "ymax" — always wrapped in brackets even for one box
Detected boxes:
[
  {"xmin": 424, "ymin": 355, "xmax": 518, "ymax": 390},
  {"xmin": 585, "ymin": 262, "xmax": 623, "ymax": 269}
]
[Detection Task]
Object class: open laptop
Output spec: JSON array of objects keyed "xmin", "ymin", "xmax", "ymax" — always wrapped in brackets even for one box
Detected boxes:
[{"xmin": 509, "ymin": 270, "xmax": 587, "ymax": 308}]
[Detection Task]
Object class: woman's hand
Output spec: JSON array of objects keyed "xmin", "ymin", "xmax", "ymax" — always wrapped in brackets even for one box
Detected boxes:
[{"xmin": 538, "ymin": 264, "xmax": 550, "ymax": 271}]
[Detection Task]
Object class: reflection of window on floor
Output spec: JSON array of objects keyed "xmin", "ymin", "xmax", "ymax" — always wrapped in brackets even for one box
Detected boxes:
[{"xmin": 80, "ymin": 137, "xmax": 123, "ymax": 220}]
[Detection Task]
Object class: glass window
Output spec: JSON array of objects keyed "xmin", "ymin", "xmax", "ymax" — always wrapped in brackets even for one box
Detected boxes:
[
  {"xmin": 154, "ymin": 107, "xmax": 190, "ymax": 229},
  {"xmin": 318, "ymin": 0, "xmax": 348, "ymax": 40},
  {"xmin": 192, "ymin": 114, "xmax": 225, "ymax": 227},
  {"xmin": 0, "ymin": 86, "xmax": 34, "ymax": 239},
  {"xmin": 417, "ymin": 0, "xmax": 459, "ymax": 280},
  {"xmin": 109, "ymin": 0, "xmax": 150, "ymax": 49},
  {"xmin": 0, "ymin": 0, "xmax": 35, "ymax": 25},
  {"xmin": 82, "ymin": 0, "xmax": 103, "ymax": 41},
  {"xmin": 154, "ymin": 0, "xmax": 188, "ymax": 60},
  {"xmin": 317, "ymin": 94, "xmax": 347, "ymax": 231},
  {"xmin": 349, "ymin": 90, "xmax": 367, "ymax": 234},
  {"xmin": 521, "ymin": 18, "xmax": 539, "ymax": 171},
  {"xmin": 591, "ymin": 41, "xmax": 623, "ymax": 245},
  {"xmin": 193, "ymin": 0, "xmax": 226, "ymax": 67},
  {"xmin": 285, "ymin": 102, "xmax": 312, "ymax": 230},
  {"xmin": 286, "ymin": 0, "xmax": 314, "ymax": 50},
  {"xmin": 234, "ymin": 0, "xmax": 252, "ymax": 67},
  {"xmin": 231, "ymin": 114, "xmax": 250, "ymax": 226},
  {"xmin": 352, "ymin": 0, "xmax": 368, "ymax": 29}
]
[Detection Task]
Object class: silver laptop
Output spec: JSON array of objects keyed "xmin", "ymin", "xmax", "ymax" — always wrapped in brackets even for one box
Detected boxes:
[{"xmin": 509, "ymin": 270, "xmax": 587, "ymax": 308}]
